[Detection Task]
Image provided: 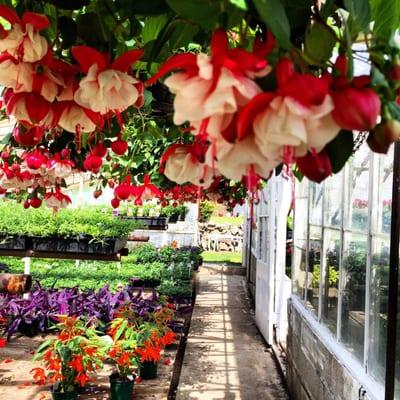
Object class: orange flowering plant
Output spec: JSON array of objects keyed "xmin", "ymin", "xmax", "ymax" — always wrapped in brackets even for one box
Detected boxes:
[
  {"xmin": 107, "ymin": 317, "xmax": 139, "ymax": 381},
  {"xmin": 31, "ymin": 316, "xmax": 108, "ymax": 394}
]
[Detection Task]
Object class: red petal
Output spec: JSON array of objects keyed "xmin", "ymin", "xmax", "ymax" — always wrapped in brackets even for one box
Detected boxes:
[
  {"xmin": 253, "ymin": 30, "xmax": 276, "ymax": 58},
  {"xmin": 25, "ymin": 94, "xmax": 50, "ymax": 123},
  {"xmin": 237, "ymin": 92, "xmax": 274, "ymax": 139},
  {"xmin": 0, "ymin": 5, "xmax": 21, "ymax": 25},
  {"xmin": 22, "ymin": 12, "xmax": 49, "ymax": 30},
  {"xmin": 83, "ymin": 107, "xmax": 104, "ymax": 129},
  {"xmin": 111, "ymin": 49, "xmax": 144, "ymax": 72},
  {"xmin": 71, "ymin": 46, "xmax": 107, "ymax": 74},
  {"xmin": 296, "ymin": 149, "xmax": 332, "ymax": 183},
  {"xmin": 211, "ymin": 29, "xmax": 229, "ymax": 61},
  {"xmin": 276, "ymin": 58, "xmax": 295, "ymax": 87},
  {"xmin": 146, "ymin": 53, "xmax": 198, "ymax": 86}
]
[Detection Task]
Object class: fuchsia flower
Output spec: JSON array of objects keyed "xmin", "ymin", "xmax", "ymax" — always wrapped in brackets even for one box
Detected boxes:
[
  {"xmin": 46, "ymin": 154, "xmax": 74, "ymax": 179},
  {"xmin": 160, "ymin": 141, "xmax": 216, "ymax": 188},
  {"xmin": 23, "ymin": 149, "xmax": 47, "ymax": 173},
  {"xmin": 135, "ymin": 174, "xmax": 161, "ymax": 201},
  {"xmin": 330, "ymin": 55, "xmax": 381, "ymax": 131},
  {"xmin": 147, "ymin": 29, "xmax": 274, "ymax": 140},
  {"xmin": 111, "ymin": 134, "xmax": 128, "ymax": 155},
  {"xmin": 296, "ymin": 149, "xmax": 332, "ymax": 183},
  {"xmin": 71, "ymin": 46, "xmax": 144, "ymax": 115},
  {"xmin": 44, "ymin": 187, "xmax": 71, "ymax": 210},
  {"xmin": 12, "ymin": 124, "xmax": 45, "ymax": 147},
  {"xmin": 114, "ymin": 176, "xmax": 134, "ymax": 201},
  {"xmin": 54, "ymin": 101, "xmax": 100, "ymax": 134},
  {"xmin": 239, "ymin": 58, "xmax": 340, "ymax": 164},
  {"xmin": 83, "ymin": 154, "xmax": 103, "ymax": 174},
  {"xmin": 0, "ymin": 5, "xmax": 49, "ymax": 62},
  {"xmin": 0, "ymin": 54, "xmax": 33, "ymax": 92},
  {"xmin": 5, "ymin": 90, "xmax": 52, "ymax": 127}
]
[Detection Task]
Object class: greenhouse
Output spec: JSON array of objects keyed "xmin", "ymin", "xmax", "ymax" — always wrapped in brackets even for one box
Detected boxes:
[{"xmin": 0, "ymin": 1, "xmax": 399, "ymax": 400}]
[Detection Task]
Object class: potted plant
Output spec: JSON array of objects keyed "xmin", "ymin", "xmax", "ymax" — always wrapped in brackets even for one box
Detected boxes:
[
  {"xmin": 32, "ymin": 316, "xmax": 106, "ymax": 400},
  {"xmin": 136, "ymin": 306, "xmax": 176, "ymax": 380},
  {"xmin": 107, "ymin": 319, "xmax": 138, "ymax": 400}
]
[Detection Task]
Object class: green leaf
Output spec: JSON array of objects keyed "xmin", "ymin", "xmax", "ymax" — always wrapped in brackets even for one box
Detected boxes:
[
  {"xmin": 326, "ymin": 130, "xmax": 354, "ymax": 173},
  {"xmin": 253, "ymin": 0, "xmax": 292, "ymax": 49},
  {"xmin": 142, "ymin": 15, "xmax": 169, "ymax": 44},
  {"xmin": 0, "ymin": 131, "xmax": 11, "ymax": 145},
  {"xmin": 166, "ymin": 0, "xmax": 221, "ymax": 30},
  {"xmin": 344, "ymin": 0, "xmax": 371, "ymax": 33},
  {"xmin": 304, "ymin": 22, "xmax": 336, "ymax": 63},
  {"xmin": 167, "ymin": 20, "xmax": 199, "ymax": 49},
  {"xmin": 387, "ymin": 102, "xmax": 400, "ymax": 121},
  {"xmin": 370, "ymin": 0, "xmax": 400, "ymax": 40},
  {"xmin": 229, "ymin": 0, "xmax": 247, "ymax": 10},
  {"xmin": 371, "ymin": 66, "xmax": 389, "ymax": 88},
  {"xmin": 117, "ymin": 0, "xmax": 170, "ymax": 15}
]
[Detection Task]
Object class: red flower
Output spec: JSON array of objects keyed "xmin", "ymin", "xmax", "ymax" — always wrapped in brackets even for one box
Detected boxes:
[
  {"xmin": 30, "ymin": 367, "xmax": 46, "ymax": 385},
  {"xmin": 296, "ymin": 149, "xmax": 332, "ymax": 183},
  {"xmin": 160, "ymin": 331, "xmax": 176, "ymax": 347},
  {"xmin": 116, "ymin": 352, "xmax": 131, "ymax": 367},
  {"xmin": 74, "ymin": 372, "xmax": 89, "ymax": 387},
  {"xmin": 0, "ymin": 338, "xmax": 6, "ymax": 348},
  {"xmin": 69, "ymin": 355, "xmax": 84, "ymax": 373}
]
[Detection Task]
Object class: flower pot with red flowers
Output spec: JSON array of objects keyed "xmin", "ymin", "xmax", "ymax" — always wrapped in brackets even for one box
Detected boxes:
[
  {"xmin": 107, "ymin": 318, "xmax": 140, "ymax": 400},
  {"xmin": 136, "ymin": 316, "xmax": 176, "ymax": 380},
  {"xmin": 31, "ymin": 316, "xmax": 107, "ymax": 400}
]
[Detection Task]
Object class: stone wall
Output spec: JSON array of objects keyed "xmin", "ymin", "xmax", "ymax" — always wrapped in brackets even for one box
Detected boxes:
[
  {"xmin": 199, "ymin": 222, "xmax": 243, "ymax": 252},
  {"xmin": 287, "ymin": 298, "xmax": 377, "ymax": 400}
]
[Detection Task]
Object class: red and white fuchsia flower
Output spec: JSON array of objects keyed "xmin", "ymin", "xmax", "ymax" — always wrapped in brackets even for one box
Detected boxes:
[
  {"xmin": 160, "ymin": 139, "xmax": 216, "ymax": 188},
  {"xmin": 0, "ymin": 5, "xmax": 49, "ymax": 63},
  {"xmin": 239, "ymin": 58, "xmax": 340, "ymax": 164},
  {"xmin": 72, "ymin": 46, "xmax": 144, "ymax": 115},
  {"xmin": 148, "ymin": 30, "xmax": 273, "ymax": 141},
  {"xmin": 44, "ymin": 187, "xmax": 71, "ymax": 211}
]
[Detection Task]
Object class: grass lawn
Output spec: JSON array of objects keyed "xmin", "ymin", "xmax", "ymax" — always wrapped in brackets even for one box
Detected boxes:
[
  {"xmin": 202, "ymin": 251, "xmax": 242, "ymax": 265},
  {"xmin": 210, "ymin": 216, "xmax": 244, "ymax": 226}
]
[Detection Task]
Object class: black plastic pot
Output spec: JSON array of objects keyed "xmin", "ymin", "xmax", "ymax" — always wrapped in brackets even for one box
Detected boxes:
[
  {"xmin": 109, "ymin": 373, "xmax": 135, "ymax": 400},
  {"xmin": 139, "ymin": 361, "xmax": 158, "ymax": 380},
  {"xmin": 168, "ymin": 214, "xmax": 179, "ymax": 223},
  {"xmin": 18, "ymin": 321, "xmax": 39, "ymax": 337},
  {"xmin": 31, "ymin": 236, "xmax": 127, "ymax": 255},
  {"xmin": 51, "ymin": 385, "xmax": 78, "ymax": 400},
  {"xmin": 0, "ymin": 234, "xmax": 27, "ymax": 250}
]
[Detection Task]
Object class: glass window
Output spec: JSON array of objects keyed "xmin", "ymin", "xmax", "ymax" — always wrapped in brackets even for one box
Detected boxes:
[
  {"xmin": 341, "ymin": 232, "xmax": 367, "ymax": 362},
  {"xmin": 307, "ymin": 225, "xmax": 321, "ymax": 313},
  {"xmin": 321, "ymin": 229, "xmax": 341, "ymax": 334},
  {"xmin": 324, "ymin": 171, "xmax": 343, "ymax": 228},
  {"xmin": 346, "ymin": 147, "xmax": 370, "ymax": 232},
  {"xmin": 293, "ymin": 181, "xmax": 308, "ymax": 298}
]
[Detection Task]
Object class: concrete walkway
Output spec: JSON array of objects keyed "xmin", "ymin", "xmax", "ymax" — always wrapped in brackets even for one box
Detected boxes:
[{"xmin": 176, "ymin": 269, "xmax": 289, "ymax": 400}]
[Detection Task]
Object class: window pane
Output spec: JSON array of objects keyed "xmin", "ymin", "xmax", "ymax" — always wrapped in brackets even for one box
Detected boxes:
[
  {"xmin": 293, "ymin": 181, "xmax": 308, "ymax": 298},
  {"xmin": 368, "ymin": 237, "xmax": 389, "ymax": 383},
  {"xmin": 324, "ymin": 171, "xmax": 343, "ymax": 228},
  {"xmin": 346, "ymin": 146, "xmax": 370, "ymax": 232},
  {"xmin": 307, "ymin": 225, "xmax": 321, "ymax": 313},
  {"xmin": 321, "ymin": 229, "xmax": 341, "ymax": 334},
  {"xmin": 341, "ymin": 232, "xmax": 367, "ymax": 362},
  {"xmin": 368, "ymin": 149, "xmax": 392, "ymax": 384}
]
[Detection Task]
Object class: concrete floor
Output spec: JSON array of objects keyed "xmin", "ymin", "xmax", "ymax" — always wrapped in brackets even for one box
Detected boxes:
[{"xmin": 176, "ymin": 269, "xmax": 289, "ymax": 400}]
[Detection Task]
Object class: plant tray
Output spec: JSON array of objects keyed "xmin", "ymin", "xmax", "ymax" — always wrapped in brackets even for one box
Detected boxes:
[
  {"xmin": 31, "ymin": 237, "xmax": 127, "ymax": 255},
  {"xmin": 0, "ymin": 234, "xmax": 28, "ymax": 250},
  {"xmin": 123, "ymin": 216, "xmax": 169, "ymax": 230}
]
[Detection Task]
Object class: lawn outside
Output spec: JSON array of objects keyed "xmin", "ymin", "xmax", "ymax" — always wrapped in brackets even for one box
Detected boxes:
[
  {"xmin": 202, "ymin": 251, "xmax": 242, "ymax": 265},
  {"xmin": 209, "ymin": 216, "xmax": 244, "ymax": 226}
]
